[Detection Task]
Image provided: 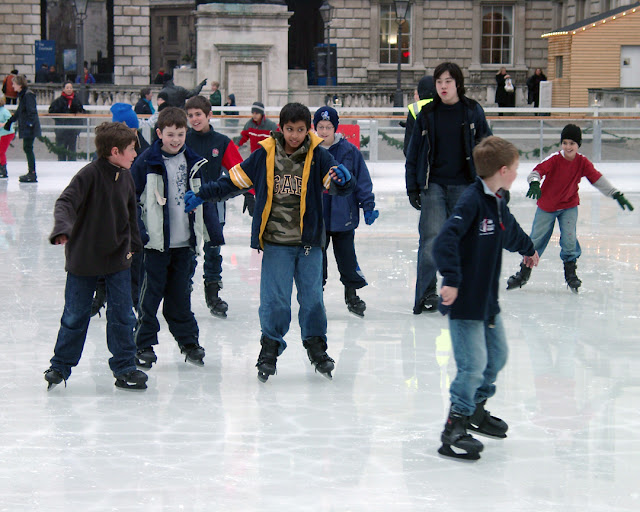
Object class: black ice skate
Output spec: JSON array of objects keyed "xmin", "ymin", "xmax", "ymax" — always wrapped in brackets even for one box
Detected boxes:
[
  {"xmin": 303, "ymin": 337, "xmax": 335, "ymax": 380},
  {"xmin": 438, "ymin": 411, "xmax": 484, "ymax": 461},
  {"xmin": 413, "ymin": 288, "xmax": 439, "ymax": 314},
  {"xmin": 563, "ymin": 260, "xmax": 581, "ymax": 293},
  {"xmin": 0, "ymin": 164, "xmax": 7, "ymax": 179},
  {"xmin": 506, "ymin": 262, "xmax": 532, "ymax": 290},
  {"xmin": 91, "ymin": 279, "xmax": 107, "ymax": 317},
  {"xmin": 256, "ymin": 336, "xmax": 279, "ymax": 382},
  {"xmin": 180, "ymin": 342, "xmax": 205, "ymax": 366},
  {"xmin": 114, "ymin": 369, "xmax": 148, "ymax": 391},
  {"xmin": 44, "ymin": 368, "xmax": 66, "ymax": 391},
  {"xmin": 204, "ymin": 282, "xmax": 228, "ymax": 318},
  {"xmin": 135, "ymin": 347, "xmax": 157, "ymax": 369},
  {"xmin": 19, "ymin": 171, "xmax": 37, "ymax": 183},
  {"xmin": 468, "ymin": 400, "xmax": 508, "ymax": 439},
  {"xmin": 345, "ymin": 287, "xmax": 366, "ymax": 317}
]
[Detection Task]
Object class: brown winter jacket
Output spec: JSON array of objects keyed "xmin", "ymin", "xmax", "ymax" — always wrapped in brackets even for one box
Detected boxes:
[{"xmin": 49, "ymin": 158, "xmax": 142, "ymax": 276}]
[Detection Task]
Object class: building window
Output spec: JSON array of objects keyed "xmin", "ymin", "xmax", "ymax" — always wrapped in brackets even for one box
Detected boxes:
[
  {"xmin": 379, "ymin": 4, "xmax": 411, "ymax": 65},
  {"xmin": 552, "ymin": 1, "xmax": 566, "ymax": 29},
  {"xmin": 576, "ymin": 0, "xmax": 587, "ymax": 21},
  {"xmin": 167, "ymin": 16, "xmax": 178, "ymax": 43},
  {"xmin": 481, "ymin": 4, "xmax": 513, "ymax": 65},
  {"xmin": 555, "ymin": 56, "xmax": 563, "ymax": 78}
]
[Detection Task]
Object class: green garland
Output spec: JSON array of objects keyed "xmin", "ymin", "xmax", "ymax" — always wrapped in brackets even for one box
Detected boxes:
[{"xmin": 37, "ymin": 135, "xmax": 89, "ymax": 160}]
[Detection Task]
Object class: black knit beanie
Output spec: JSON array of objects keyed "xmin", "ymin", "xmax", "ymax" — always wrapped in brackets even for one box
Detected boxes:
[
  {"xmin": 561, "ymin": 124, "xmax": 582, "ymax": 147},
  {"xmin": 313, "ymin": 106, "xmax": 339, "ymax": 131},
  {"xmin": 417, "ymin": 76, "xmax": 435, "ymax": 100}
]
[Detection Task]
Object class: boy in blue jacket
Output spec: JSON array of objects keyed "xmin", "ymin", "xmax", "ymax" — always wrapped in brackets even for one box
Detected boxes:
[
  {"xmin": 184, "ymin": 103, "xmax": 355, "ymax": 381},
  {"xmin": 185, "ymin": 95, "xmax": 244, "ymax": 318},
  {"xmin": 314, "ymin": 106, "xmax": 378, "ymax": 317},
  {"xmin": 131, "ymin": 107, "xmax": 217, "ymax": 368},
  {"xmin": 433, "ymin": 136, "xmax": 539, "ymax": 460}
]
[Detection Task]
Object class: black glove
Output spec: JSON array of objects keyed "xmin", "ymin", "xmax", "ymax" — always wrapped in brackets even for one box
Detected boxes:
[
  {"xmin": 408, "ymin": 191, "xmax": 421, "ymax": 211},
  {"xmin": 242, "ymin": 193, "xmax": 256, "ymax": 217},
  {"xmin": 199, "ymin": 78, "xmax": 208, "ymax": 87},
  {"xmin": 3, "ymin": 121, "xmax": 12, "ymax": 131}
]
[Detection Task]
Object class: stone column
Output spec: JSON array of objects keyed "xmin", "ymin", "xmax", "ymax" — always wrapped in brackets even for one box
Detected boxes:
[
  {"xmin": 196, "ymin": 3, "xmax": 292, "ymax": 107},
  {"xmin": 0, "ymin": 0, "xmax": 40, "ymax": 79},
  {"xmin": 113, "ymin": 0, "xmax": 151, "ymax": 86}
]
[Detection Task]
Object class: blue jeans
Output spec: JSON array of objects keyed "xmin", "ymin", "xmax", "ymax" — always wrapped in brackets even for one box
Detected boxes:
[
  {"xmin": 529, "ymin": 206, "xmax": 581, "ymax": 262},
  {"xmin": 448, "ymin": 314, "xmax": 508, "ymax": 416},
  {"xmin": 323, "ymin": 229, "xmax": 367, "ymax": 289},
  {"xmin": 259, "ymin": 244, "xmax": 327, "ymax": 355},
  {"xmin": 50, "ymin": 269, "xmax": 137, "ymax": 379},
  {"xmin": 415, "ymin": 183, "xmax": 468, "ymax": 308},
  {"xmin": 135, "ymin": 247, "xmax": 199, "ymax": 349}
]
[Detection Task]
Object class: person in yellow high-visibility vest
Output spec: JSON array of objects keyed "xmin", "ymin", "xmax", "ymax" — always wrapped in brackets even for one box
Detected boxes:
[{"xmin": 402, "ymin": 76, "xmax": 436, "ymax": 156}]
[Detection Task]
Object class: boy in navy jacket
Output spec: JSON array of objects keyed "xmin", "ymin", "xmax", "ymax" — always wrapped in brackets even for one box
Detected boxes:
[
  {"xmin": 131, "ymin": 107, "xmax": 215, "ymax": 368},
  {"xmin": 185, "ymin": 95, "xmax": 244, "ymax": 318},
  {"xmin": 184, "ymin": 103, "xmax": 355, "ymax": 381},
  {"xmin": 314, "ymin": 106, "xmax": 378, "ymax": 317},
  {"xmin": 433, "ymin": 136, "xmax": 539, "ymax": 460}
]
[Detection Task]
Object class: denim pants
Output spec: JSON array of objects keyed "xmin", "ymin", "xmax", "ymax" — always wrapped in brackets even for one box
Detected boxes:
[
  {"xmin": 529, "ymin": 206, "xmax": 581, "ymax": 262},
  {"xmin": 448, "ymin": 314, "xmax": 508, "ymax": 416},
  {"xmin": 415, "ymin": 183, "xmax": 468, "ymax": 308},
  {"xmin": 323, "ymin": 229, "xmax": 367, "ymax": 289},
  {"xmin": 135, "ymin": 247, "xmax": 199, "ymax": 349},
  {"xmin": 50, "ymin": 269, "xmax": 137, "ymax": 379},
  {"xmin": 259, "ymin": 243, "xmax": 327, "ymax": 354}
]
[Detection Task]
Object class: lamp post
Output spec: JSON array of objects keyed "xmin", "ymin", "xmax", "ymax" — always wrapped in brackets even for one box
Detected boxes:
[
  {"xmin": 393, "ymin": 0, "xmax": 412, "ymax": 108},
  {"xmin": 319, "ymin": 1, "xmax": 334, "ymax": 87},
  {"xmin": 74, "ymin": 0, "xmax": 91, "ymax": 80}
]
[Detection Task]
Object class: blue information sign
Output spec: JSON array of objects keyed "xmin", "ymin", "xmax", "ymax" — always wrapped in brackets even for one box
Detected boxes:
[{"xmin": 35, "ymin": 40, "xmax": 56, "ymax": 69}]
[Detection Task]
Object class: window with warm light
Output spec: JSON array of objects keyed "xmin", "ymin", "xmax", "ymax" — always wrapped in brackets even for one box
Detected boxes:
[
  {"xmin": 379, "ymin": 4, "xmax": 411, "ymax": 65},
  {"xmin": 481, "ymin": 4, "xmax": 513, "ymax": 65}
]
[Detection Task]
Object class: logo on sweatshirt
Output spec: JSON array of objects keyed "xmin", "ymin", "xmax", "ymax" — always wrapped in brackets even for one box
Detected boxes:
[
  {"xmin": 479, "ymin": 218, "xmax": 495, "ymax": 236},
  {"xmin": 211, "ymin": 148, "xmax": 219, "ymax": 158}
]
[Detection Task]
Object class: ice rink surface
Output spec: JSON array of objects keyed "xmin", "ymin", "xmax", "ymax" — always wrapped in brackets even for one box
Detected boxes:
[{"xmin": 1, "ymin": 159, "xmax": 639, "ymax": 511}]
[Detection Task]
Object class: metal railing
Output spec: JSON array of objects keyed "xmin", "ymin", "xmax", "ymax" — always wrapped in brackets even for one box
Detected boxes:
[{"xmin": 30, "ymin": 106, "xmax": 640, "ymax": 163}]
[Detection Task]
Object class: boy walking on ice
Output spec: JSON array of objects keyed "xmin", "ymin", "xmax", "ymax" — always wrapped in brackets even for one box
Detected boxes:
[
  {"xmin": 433, "ymin": 136, "xmax": 539, "ymax": 460},
  {"xmin": 45, "ymin": 122, "xmax": 148, "ymax": 391},
  {"xmin": 184, "ymin": 103, "xmax": 354, "ymax": 381}
]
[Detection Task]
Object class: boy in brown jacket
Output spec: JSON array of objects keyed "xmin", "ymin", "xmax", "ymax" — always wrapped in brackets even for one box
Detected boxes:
[{"xmin": 44, "ymin": 122, "xmax": 148, "ymax": 391}]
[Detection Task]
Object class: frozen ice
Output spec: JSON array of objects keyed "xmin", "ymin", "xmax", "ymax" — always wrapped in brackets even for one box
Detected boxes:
[{"xmin": 0, "ymin": 159, "xmax": 639, "ymax": 511}]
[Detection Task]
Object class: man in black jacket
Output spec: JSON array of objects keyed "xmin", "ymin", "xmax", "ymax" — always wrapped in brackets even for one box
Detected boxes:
[
  {"xmin": 405, "ymin": 62, "xmax": 492, "ymax": 315},
  {"xmin": 49, "ymin": 81, "xmax": 86, "ymax": 161},
  {"xmin": 159, "ymin": 74, "xmax": 207, "ymax": 108}
]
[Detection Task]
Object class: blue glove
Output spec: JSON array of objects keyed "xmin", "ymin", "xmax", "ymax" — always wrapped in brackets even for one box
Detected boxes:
[
  {"xmin": 184, "ymin": 190, "xmax": 204, "ymax": 212},
  {"xmin": 364, "ymin": 209, "xmax": 379, "ymax": 225},
  {"xmin": 331, "ymin": 164, "xmax": 351, "ymax": 184}
]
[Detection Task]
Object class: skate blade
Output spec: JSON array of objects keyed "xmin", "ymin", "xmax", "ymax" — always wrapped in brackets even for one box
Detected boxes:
[
  {"xmin": 46, "ymin": 381, "xmax": 61, "ymax": 391},
  {"xmin": 115, "ymin": 381, "xmax": 148, "ymax": 391},
  {"xmin": 317, "ymin": 370, "xmax": 333, "ymax": 380},
  {"xmin": 467, "ymin": 426, "xmax": 507, "ymax": 439},
  {"xmin": 209, "ymin": 309, "xmax": 228, "ymax": 319},
  {"xmin": 347, "ymin": 308, "xmax": 365, "ymax": 318},
  {"xmin": 135, "ymin": 360, "xmax": 154, "ymax": 369},
  {"xmin": 184, "ymin": 357, "xmax": 205, "ymax": 367},
  {"xmin": 438, "ymin": 444, "xmax": 481, "ymax": 461},
  {"xmin": 257, "ymin": 372, "xmax": 269, "ymax": 383}
]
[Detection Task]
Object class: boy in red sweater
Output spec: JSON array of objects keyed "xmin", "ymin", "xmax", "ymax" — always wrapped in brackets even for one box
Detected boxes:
[{"xmin": 507, "ymin": 124, "xmax": 634, "ymax": 292}]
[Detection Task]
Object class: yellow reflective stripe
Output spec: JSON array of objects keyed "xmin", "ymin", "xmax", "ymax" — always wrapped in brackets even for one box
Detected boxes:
[
  {"xmin": 259, "ymin": 145, "xmax": 276, "ymax": 249},
  {"xmin": 229, "ymin": 164, "xmax": 252, "ymax": 189},
  {"xmin": 323, "ymin": 171, "xmax": 331, "ymax": 189}
]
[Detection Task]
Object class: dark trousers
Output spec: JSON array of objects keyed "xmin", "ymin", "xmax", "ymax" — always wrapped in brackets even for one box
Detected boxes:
[
  {"xmin": 323, "ymin": 229, "xmax": 367, "ymax": 289},
  {"xmin": 23, "ymin": 137, "xmax": 35, "ymax": 173},
  {"xmin": 135, "ymin": 247, "xmax": 199, "ymax": 349},
  {"xmin": 50, "ymin": 269, "xmax": 137, "ymax": 379},
  {"xmin": 55, "ymin": 131, "xmax": 78, "ymax": 161}
]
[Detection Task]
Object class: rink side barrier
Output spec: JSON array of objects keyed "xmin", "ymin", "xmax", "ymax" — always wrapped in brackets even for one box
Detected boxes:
[{"xmin": 20, "ymin": 106, "xmax": 640, "ymax": 163}]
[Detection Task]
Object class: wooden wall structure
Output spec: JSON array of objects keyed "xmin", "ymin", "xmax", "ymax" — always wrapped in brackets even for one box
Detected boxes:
[{"xmin": 544, "ymin": 3, "xmax": 640, "ymax": 107}]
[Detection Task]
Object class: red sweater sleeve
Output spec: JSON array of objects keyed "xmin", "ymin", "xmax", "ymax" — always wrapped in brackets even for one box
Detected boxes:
[{"xmin": 222, "ymin": 140, "xmax": 243, "ymax": 171}]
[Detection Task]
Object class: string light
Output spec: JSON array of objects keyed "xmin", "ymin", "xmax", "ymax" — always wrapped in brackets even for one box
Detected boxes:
[{"xmin": 542, "ymin": 8, "xmax": 638, "ymax": 38}]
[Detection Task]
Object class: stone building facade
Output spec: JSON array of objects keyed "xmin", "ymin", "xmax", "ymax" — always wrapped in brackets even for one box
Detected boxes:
[{"xmin": 1, "ymin": 0, "xmax": 635, "ymax": 104}]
